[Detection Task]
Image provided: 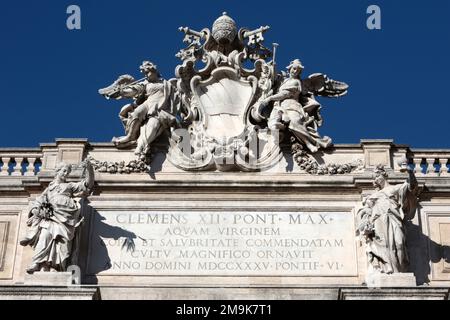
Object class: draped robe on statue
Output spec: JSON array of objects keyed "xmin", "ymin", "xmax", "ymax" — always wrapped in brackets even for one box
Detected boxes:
[
  {"xmin": 268, "ymin": 78, "xmax": 331, "ymax": 150},
  {"xmin": 360, "ymin": 182, "xmax": 417, "ymax": 274},
  {"xmin": 127, "ymin": 80, "xmax": 178, "ymax": 158},
  {"xmin": 23, "ymin": 180, "xmax": 88, "ymax": 270}
]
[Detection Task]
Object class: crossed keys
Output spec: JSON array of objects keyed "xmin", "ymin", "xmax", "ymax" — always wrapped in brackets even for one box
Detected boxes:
[
  {"xmin": 182, "ymin": 34, "xmax": 201, "ymax": 46},
  {"xmin": 179, "ymin": 27, "xmax": 204, "ymax": 46},
  {"xmin": 243, "ymin": 26, "xmax": 270, "ymax": 46},
  {"xmin": 178, "ymin": 25, "xmax": 270, "ymax": 46}
]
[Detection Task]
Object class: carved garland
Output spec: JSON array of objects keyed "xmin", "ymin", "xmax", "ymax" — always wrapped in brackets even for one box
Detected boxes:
[{"xmin": 291, "ymin": 142, "xmax": 364, "ymax": 175}]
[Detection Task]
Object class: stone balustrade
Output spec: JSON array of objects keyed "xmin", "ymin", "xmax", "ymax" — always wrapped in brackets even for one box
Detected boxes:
[
  {"xmin": 0, "ymin": 142, "xmax": 449, "ymax": 178},
  {"xmin": 410, "ymin": 149, "xmax": 450, "ymax": 176},
  {"xmin": 0, "ymin": 149, "xmax": 43, "ymax": 176}
]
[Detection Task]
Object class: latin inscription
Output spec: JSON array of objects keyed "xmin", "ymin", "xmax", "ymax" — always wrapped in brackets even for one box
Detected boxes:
[{"xmin": 89, "ymin": 211, "xmax": 357, "ymax": 276}]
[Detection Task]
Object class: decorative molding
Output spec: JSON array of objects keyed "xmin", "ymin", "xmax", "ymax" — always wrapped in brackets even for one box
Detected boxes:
[{"xmin": 0, "ymin": 222, "xmax": 10, "ymax": 272}]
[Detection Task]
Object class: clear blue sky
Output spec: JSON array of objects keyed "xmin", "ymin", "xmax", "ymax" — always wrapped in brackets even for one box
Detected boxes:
[{"xmin": 1, "ymin": 1, "xmax": 449, "ymax": 148}]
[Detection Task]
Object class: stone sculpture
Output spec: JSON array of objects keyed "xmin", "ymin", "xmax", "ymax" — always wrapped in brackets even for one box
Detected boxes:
[
  {"xmin": 20, "ymin": 160, "xmax": 95, "ymax": 274},
  {"xmin": 99, "ymin": 61, "xmax": 180, "ymax": 164},
  {"xmin": 261, "ymin": 59, "xmax": 347, "ymax": 153},
  {"xmin": 357, "ymin": 160, "xmax": 418, "ymax": 277},
  {"xmin": 98, "ymin": 13, "xmax": 351, "ymax": 172}
]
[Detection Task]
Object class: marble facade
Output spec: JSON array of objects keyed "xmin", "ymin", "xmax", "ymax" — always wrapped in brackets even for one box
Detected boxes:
[
  {"xmin": 0, "ymin": 139, "xmax": 449, "ymax": 300},
  {"xmin": 0, "ymin": 13, "xmax": 449, "ymax": 300}
]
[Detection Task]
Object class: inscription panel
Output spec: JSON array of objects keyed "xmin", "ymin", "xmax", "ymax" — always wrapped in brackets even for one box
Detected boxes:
[{"xmin": 87, "ymin": 210, "xmax": 358, "ymax": 277}]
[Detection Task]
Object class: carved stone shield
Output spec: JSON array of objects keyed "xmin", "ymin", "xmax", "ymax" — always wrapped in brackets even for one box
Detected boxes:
[{"xmin": 191, "ymin": 67, "xmax": 257, "ymax": 140}]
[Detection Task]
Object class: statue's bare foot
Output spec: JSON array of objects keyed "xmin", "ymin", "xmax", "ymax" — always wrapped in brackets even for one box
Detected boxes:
[
  {"xmin": 112, "ymin": 137, "xmax": 137, "ymax": 149},
  {"xmin": 112, "ymin": 136, "xmax": 126, "ymax": 145}
]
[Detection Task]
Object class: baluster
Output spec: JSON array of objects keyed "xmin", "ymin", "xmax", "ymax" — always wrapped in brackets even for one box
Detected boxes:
[
  {"xmin": 439, "ymin": 158, "xmax": 449, "ymax": 176},
  {"xmin": 0, "ymin": 157, "xmax": 10, "ymax": 176},
  {"xmin": 12, "ymin": 157, "xmax": 23, "ymax": 176},
  {"xmin": 426, "ymin": 158, "xmax": 437, "ymax": 176},
  {"xmin": 35, "ymin": 158, "xmax": 42, "ymax": 174},
  {"xmin": 25, "ymin": 157, "xmax": 36, "ymax": 176},
  {"xmin": 413, "ymin": 158, "xmax": 423, "ymax": 176}
]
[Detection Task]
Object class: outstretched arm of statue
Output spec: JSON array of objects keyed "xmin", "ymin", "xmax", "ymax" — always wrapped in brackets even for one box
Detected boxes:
[
  {"xmin": 70, "ymin": 159, "xmax": 95, "ymax": 198},
  {"xmin": 407, "ymin": 168, "xmax": 418, "ymax": 192},
  {"xmin": 398, "ymin": 157, "xmax": 418, "ymax": 191},
  {"xmin": 120, "ymin": 83, "xmax": 145, "ymax": 99},
  {"xmin": 99, "ymin": 74, "xmax": 143, "ymax": 100}
]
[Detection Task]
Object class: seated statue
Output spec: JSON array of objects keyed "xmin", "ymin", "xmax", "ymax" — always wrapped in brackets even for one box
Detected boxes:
[
  {"xmin": 259, "ymin": 59, "xmax": 348, "ymax": 153},
  {"xmin": 99, "ymin": 61, "xmax": 179, "ymax": 162},
  {"xmin": 20, "ymin": 160, "xmax": 94, "ymax": 274}
]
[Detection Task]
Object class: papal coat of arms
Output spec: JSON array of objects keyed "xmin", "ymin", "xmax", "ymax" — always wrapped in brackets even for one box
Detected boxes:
[{"xmin": 98, "ymin": 13, "xmax": 353, "ymax": 173}]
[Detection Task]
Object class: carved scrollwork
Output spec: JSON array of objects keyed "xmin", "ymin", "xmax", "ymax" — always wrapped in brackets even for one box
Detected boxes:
[{"xmin": 98, "ymin": 13, "xmax": 349, "ymax": 173}]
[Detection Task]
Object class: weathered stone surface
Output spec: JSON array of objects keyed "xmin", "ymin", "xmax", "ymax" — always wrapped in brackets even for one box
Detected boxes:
[
  {"xmin": 24, "ymin": 272, "xmax": 74, "ymax": 286},
  {"xmin": 1, "ymin": 139, "xmax": 450, "ymax": 299},
  {"xmin": 0, "ymin": 286, "xmax": 100, "ymax": 300},
  {"xmin": 365, "ymin": 273, "xmax": 417, "ymax": 288},
  {"xmin": 86, "ymin": 210, "xmax": 357, "ymax": 277},
  {"xmin": 339, "ymin": 288, "xmax": 449, "ymax": 300},
  {"xmin": 99, "ymin": 286, "xmax": 340, "ymax": 300}
]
